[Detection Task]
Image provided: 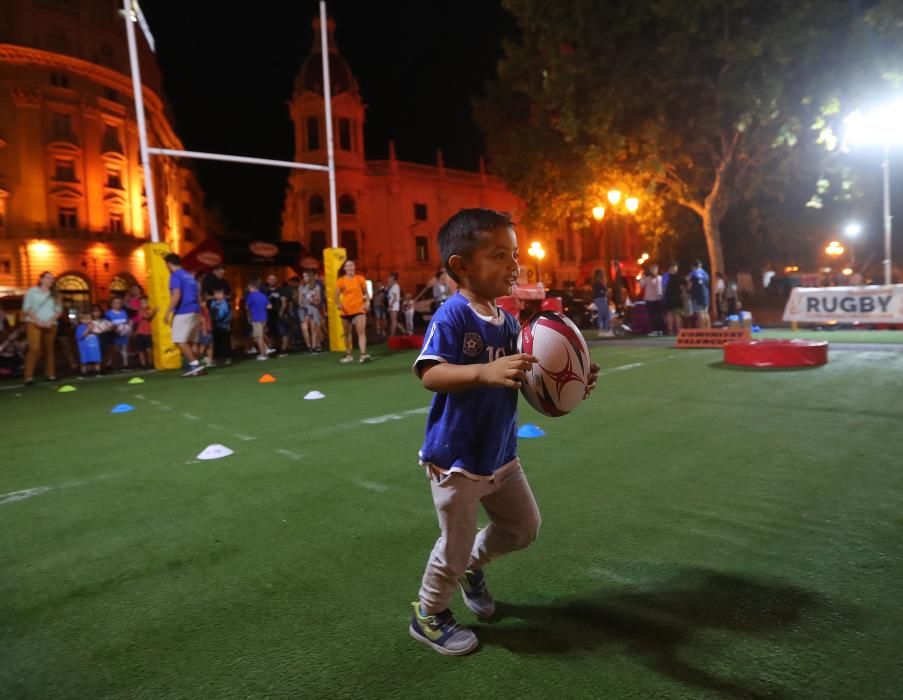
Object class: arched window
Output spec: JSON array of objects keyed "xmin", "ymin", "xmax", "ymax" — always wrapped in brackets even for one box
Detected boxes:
[
  {"xmin": 339, "ymin": 194, "xmax": 356, "ymax": 215},
  {"xmin": 109, "ymin": 272, "xmax": 138, "ymax": 298},
  {"xmin": 56, "ymin": 273, "xmax": 91, "ymax": 313},
  {"xmin": 308, "ymin": 194, "xmax": 325, "ymax": 217},
  {"xmin": 341, "ymin": 230, "xmax": 358, "ymax": 260}
]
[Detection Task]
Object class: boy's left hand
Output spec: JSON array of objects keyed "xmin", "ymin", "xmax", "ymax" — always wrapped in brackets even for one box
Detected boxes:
[{"xmin": 584, "ymin": 363, "xmax": 601, "ymax": 399}]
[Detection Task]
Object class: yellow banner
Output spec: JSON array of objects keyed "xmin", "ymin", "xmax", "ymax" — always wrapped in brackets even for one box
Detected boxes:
[
  {"xmin": 143, "ymin": 242, "xmax": 182, "ymax": 370},
  {"xmin": 323, "ymin": 247, "xmax": 347, "ymax": 352}
]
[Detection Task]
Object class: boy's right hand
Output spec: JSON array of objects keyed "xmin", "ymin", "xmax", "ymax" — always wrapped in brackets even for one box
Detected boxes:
[{"xmin": 478, "ymin": 353, "xmax": 537, "ymax": 389}]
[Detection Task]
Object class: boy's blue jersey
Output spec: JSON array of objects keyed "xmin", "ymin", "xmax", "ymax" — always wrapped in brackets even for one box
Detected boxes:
[
  {"xmin": 414, "ymin": 292, "xmax": 521, "ymax": 478},
  {"xmin": 210, "ymin": 298, "xmax": 232, "ymax": 329}
]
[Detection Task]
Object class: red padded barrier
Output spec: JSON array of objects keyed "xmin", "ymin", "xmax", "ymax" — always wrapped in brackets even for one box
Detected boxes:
[{"xmin": 724, "ymin": 339, "xmax": 828, "ymax": 368}]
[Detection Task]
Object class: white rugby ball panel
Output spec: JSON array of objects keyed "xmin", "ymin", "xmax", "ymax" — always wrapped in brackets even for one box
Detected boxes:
[{"xmin": 518, "ymin": 311, "xmax": 591, "ymax": 417}]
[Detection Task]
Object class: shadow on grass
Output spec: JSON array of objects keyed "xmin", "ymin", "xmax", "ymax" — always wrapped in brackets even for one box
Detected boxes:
[
  {"xmin": 478, "ymin": 567, "xmax": 841, "ymax": 699},
  {"xmin": 708, "ymin": 361, "xmax": 824, "ymax": 373}
]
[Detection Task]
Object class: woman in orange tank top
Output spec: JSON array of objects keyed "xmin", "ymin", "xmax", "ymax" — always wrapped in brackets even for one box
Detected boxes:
[{"xmin": 335, "ymin": 260, "xmax": 371, "ymax": 363}]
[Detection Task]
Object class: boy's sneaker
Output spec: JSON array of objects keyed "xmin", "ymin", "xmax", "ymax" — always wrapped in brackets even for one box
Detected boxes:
[
  {"xmin": 182, "ymin": 364, "xmax": 206, "ymax": 378},
  {"xmin": 339, "ymin": 354, "xmax": 354, "ymax": 364},
  {"xmin": 256, "ymin": 355, "xmax": 269, "ymax": 361},
  {"xmin": 408, "ymin": 603, "xmax": 478, "ymax": 656},
  {"xmin": 359, "ymin": 353, "xmax": 371, "ymax": 364},
  {"xmin": 458, "ymin": 568, "xmax": 496, "ymax": 618}
]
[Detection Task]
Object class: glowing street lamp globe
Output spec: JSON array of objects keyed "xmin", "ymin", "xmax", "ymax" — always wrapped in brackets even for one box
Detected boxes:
[
  {"xmin": 607, "ymin": 189, "xmax": 622, "ymax": 206},
  {"xmin": 825, "ymin": 241, "xmax": 845, "ymax": 257},
  {"xmin": 625, "ymin": 196, "xmax": 639, "ymax": 213},
  {"xmin": 844, "ymin": 223, "xmax": 862, "ymax": 238},
  {"xmin": 592, "ymin": 205, "xmax": 606, "ymax": 221}
]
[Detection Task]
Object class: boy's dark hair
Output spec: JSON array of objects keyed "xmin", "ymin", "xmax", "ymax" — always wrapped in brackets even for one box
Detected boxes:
[
  {"xmin": 248, "ymin": 279, "xmax": 260, "ymax": 290},
  {"xmin": 164, "ymin": 253, "xmax": 181, "ymax": 266},
  {"xmin": 438, "ymin": 208, "xmax": 514, "ymax": 283}
]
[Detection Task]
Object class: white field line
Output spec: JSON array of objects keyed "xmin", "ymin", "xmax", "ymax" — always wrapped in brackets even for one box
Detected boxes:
[
  {"xmin": 1, "ymin": 406, "xmax": 427, "ymax": 506},
  {"xmin": 182, "ymin": 413, "xmax": 200, "ymax": 420},
  {"xmin": 349, "ymin": 478, "xmax": 388, "ymax": 493},
  {"xmin": 605, "ymin": 362, "xmax": 644, "ymax": 373}
]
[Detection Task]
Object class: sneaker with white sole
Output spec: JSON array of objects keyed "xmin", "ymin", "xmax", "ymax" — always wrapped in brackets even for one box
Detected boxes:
[
  {"xmin": 339, "ymin": 354, "xmax": 354, "ymax": 364},
  {"xmin": 409, "ymin": 603, "xmax": 478, "ymax": 656},
  {"xmin": 256, "ymin": 355, "xmax": 269, "ymax": 361},
  {"xmin": 458, "ymin": 568, "xmax": 495, "ymax": 618},
  {"xmin": 182, "ymin": 364, "xmax": 206, "ymax": 377},
  {"xmin": 358, "ymin": 353, "xmax": 371, "ymax": 363}
]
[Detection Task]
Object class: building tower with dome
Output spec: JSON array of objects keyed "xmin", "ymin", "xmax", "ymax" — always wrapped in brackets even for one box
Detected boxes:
[{"xmin": 281, "ymin": 16, "xmax": 529, "ymax": 290}]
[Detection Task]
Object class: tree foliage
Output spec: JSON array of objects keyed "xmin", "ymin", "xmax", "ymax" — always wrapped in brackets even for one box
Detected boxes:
[{"xmin": 476, "ymin": 0, "xmax": 903, "ymax": 277}]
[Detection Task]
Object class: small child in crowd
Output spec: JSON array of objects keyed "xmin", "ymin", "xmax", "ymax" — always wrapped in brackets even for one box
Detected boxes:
[
  {"xmin": 134, "ymin": 297, "xmax": 156, "ymax": 369},
  {"xmin": 245, "ymin": 280, "xmax": 271, "ymax": 361},
  {"xmin": 197, "ymin": 297, "xmax": 214, "ymax": 366},
  {"xmin": 104, "ymin": 297, "xmax": 130, "ymax": 370},
  {"xmin": 75, "ymin": 312, "xmax": 101, "ymax": 377},
  {"xmin": 210, "ymin": 288, "xmax": 233, "ymax": 365}
]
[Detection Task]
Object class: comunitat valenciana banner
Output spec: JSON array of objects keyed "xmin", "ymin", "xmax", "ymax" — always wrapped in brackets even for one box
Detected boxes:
[{"xmin": 783, "ymin": 285, "xmax": 903, "ymax": 323}]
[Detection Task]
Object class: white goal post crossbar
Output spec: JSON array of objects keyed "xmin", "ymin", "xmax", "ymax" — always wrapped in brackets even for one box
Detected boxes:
[{"xmin": 122, "ymin": 0, "xmax": 339, "ymax": 248}]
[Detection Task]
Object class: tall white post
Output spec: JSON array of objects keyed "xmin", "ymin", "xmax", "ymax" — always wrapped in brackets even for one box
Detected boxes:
[
  {"xmin": 320, "ymin": 1, "xmax": 339, "ymax": 249},
  {"xmin": 123, "ymin": 0, "xmax": 160, "ymax": 243},
  {"xmin": 882, "ymin": 143, "xmax": 893, "ymax": 285}
]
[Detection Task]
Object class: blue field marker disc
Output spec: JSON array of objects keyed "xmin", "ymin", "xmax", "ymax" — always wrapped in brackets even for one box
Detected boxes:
[
  {"xmin": 111, "ymin": 403, "xmax": 135, "ymax": 414},
  {"xmin": 518, "ymin": 424, "xmax": 546, "ymax": 438}
]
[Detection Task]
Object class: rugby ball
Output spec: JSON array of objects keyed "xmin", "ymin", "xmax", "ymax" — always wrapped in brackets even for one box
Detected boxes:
[
  {"xmin": 114, "ymin": 322, "xmax": 132, "ymax": 337},
  {"xmin": 91, "ymin": 320, "xmax": 113, "ymax": 334},
  {"xmin": 517, "ymin": 311, "xmax": 592, "ymax": 417}
]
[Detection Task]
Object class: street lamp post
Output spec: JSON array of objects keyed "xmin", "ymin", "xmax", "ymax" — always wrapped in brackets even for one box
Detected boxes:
[
  {"xmin": 844, "ymin": 222, "xmax": 862, "ymax": 266},
  {"xmin": 527, "ymin": 241, "xmax": 546, "ymax": 284},
  {"xmin": 844, "ymin": 101, "xmax": 903, "ymax": 284}
]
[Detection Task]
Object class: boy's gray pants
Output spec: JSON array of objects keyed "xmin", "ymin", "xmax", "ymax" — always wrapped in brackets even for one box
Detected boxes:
[{"xmin": 418, "ymin": 460, "xmax": 541, "ymax": 614}]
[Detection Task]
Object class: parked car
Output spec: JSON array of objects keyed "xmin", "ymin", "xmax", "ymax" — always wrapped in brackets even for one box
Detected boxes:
[{"xmin": 547, "ymin": 288, "xmax": 597, "ymax": 329}]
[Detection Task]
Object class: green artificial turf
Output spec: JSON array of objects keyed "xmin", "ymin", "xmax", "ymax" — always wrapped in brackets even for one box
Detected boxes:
[
  {"xmin": 758, "ymin": 329, "xmax": 903, "ymax": 344},
  {"xmin": 2, "ymin": 343, "xmax": 903, "ymax": 698}
]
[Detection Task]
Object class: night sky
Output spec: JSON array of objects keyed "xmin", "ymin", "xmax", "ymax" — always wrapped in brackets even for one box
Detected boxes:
[{"xmin": 142, "ymin": 1, "xmax": 517, "ymax": 239}]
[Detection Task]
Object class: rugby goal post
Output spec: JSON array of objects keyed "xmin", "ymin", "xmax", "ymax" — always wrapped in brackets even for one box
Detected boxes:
[{"xmin": 122, "ymin": 0, "xmax": 346, "ymax": 364}]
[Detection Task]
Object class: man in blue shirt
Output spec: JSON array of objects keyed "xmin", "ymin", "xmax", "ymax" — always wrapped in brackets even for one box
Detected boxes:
[
  {"xmin": 164, "ymin": 253, "xmax": 204, "ymax": 377},
  {"xmin": 408, "ymin": 208, "xmax": 599, "ymax": 656}
]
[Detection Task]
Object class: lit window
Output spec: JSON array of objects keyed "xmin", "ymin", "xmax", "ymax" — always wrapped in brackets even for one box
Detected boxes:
[
  {"xmin": 416, "ymin": 236, "xmax": 428, "ymax": 262},
  {"xmin": 50, "ymin": 72, "xmax": 70, "ymax": 88},
  {"xmin": 54, "ymin": 159, "xmax": 76, "ymax": 182},
  {"xmin": 182, "ymin": 202, "xmax": 192, "ymax": 217},
  {"xmin": 339, "ymin": 118, "xmax": 352, "ymax": 151},
  {"xmin": 58, "ymin": 207, "xmax": 78, "ymax": 229},
  {"xmin": 52, "ymin": 113, "xmax": 72, "ymax": 140},
  {"xmin": 105, "ymin": 168, "xmax": 122, "ymax": 189},
  {"xmin": 306, "ymin": 117, "xmax": 320, "ymax": 150},
  {"xmin": 341, "ymin": 230, "xmax": 358, "ymax": 260},
  {"xmin": 109, "ymin": 213, "xmax": 123, "ymax": 233},
  {"xmin": 308, "ymin": 194, "xmax": 325, "ymax": 217},
  {"xmin": 309, "ymin": 231, "xmax": 326, "ymax": 259},
  {"xmin": 102, "ymin": 124, "xmax": 123, "ymax": 153},
  {"xmin": 414, "ymin": 203, "xmax": 428, "ymax": 221},
  {"xmin": 339, "ymin": 194, "xmax": 356, "ymax": 215}
]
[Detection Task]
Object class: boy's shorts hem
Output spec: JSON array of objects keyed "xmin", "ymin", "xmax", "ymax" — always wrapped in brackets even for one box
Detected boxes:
[
  {"xmin": 251, "ymin": 321, "xmax": 265, "ymax": 339},
  {"xmin": 420, "ymin": 457, "xmax": 521, "ymax": 484},
  {"xmin": 341, "ymin": 313, "xmax": 365, "ymax": 323},
  {"xmin": 171, "ymin": 313, "xmax": 199, "ymax": 344}
]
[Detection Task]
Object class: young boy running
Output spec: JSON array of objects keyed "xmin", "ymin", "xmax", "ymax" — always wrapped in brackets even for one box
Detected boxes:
[{"xmin": 409, "ymin": 208, "xmax": 599, "ymax": 655}]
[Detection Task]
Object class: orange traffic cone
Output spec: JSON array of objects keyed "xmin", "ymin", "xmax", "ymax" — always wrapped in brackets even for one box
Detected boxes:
[{"xmin": 259, "ymin": 373, "xmax": 277, "ymax": 383}]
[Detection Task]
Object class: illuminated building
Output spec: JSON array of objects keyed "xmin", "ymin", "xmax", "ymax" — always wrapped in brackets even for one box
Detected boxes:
[{"xmin": 0, "ymin": 0, "xmax": 210, "ymax": 309}]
